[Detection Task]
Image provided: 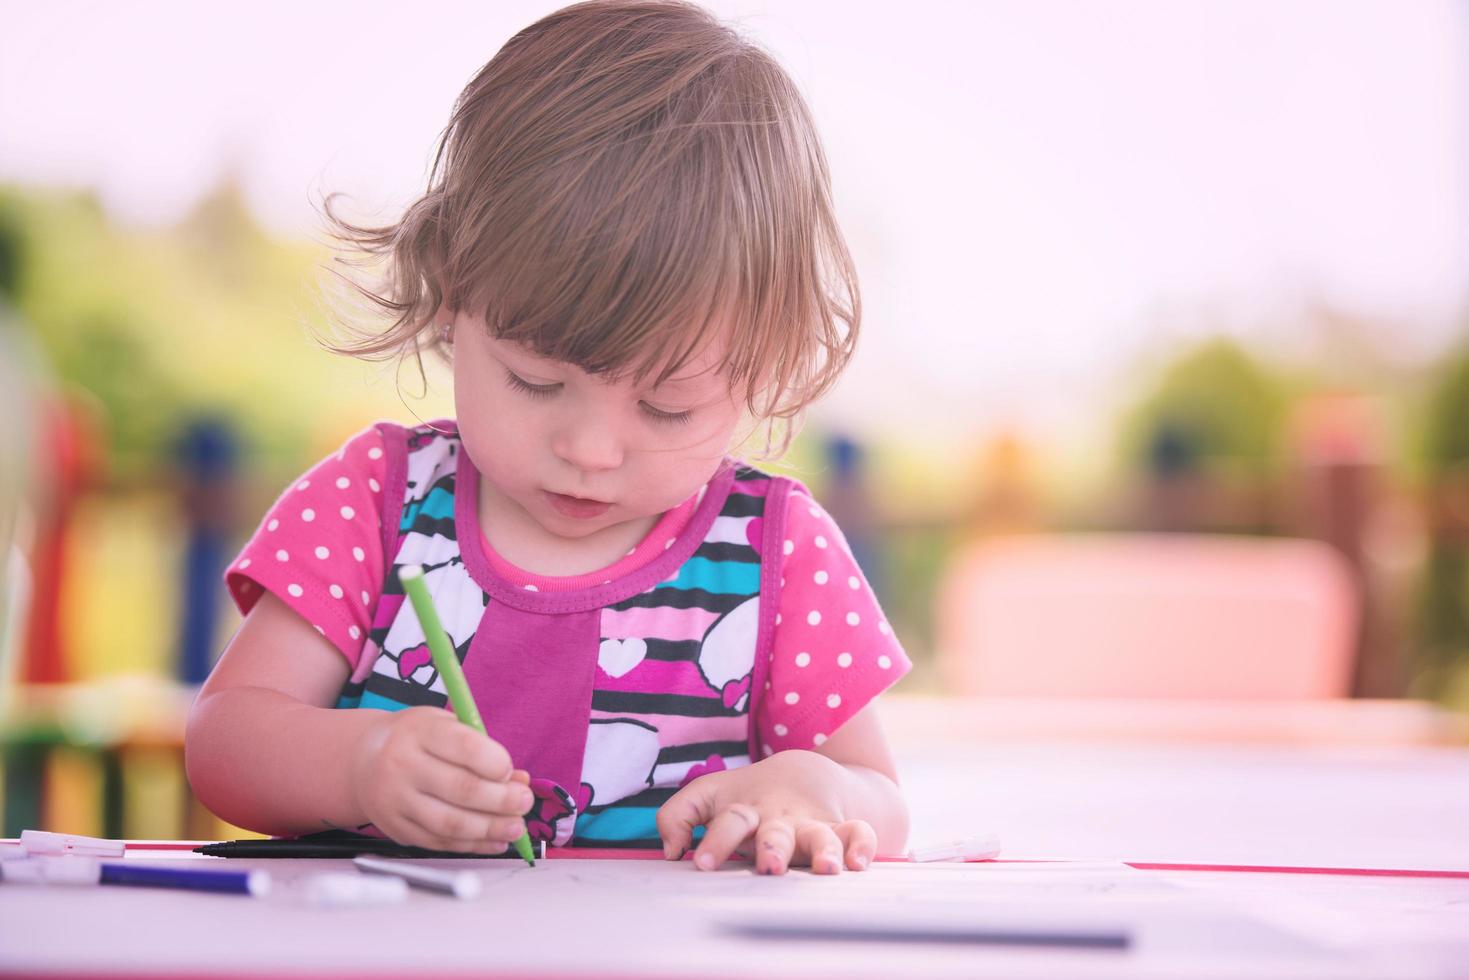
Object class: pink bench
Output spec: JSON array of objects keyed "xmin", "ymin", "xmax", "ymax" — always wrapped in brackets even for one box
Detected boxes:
[{"xmin": 935, "ymin": 533, "xmax": 1359, "ymax": 699}]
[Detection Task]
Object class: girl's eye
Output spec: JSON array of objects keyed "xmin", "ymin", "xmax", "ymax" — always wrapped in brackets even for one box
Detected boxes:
[
  {"xmin": 505, "ymin": 367, "xmax": 690, "ymax": 424},
  {"xmin": 504, "ymin": 370, "xmax": 561, "ymax": 399},
  {"xmin": 641, "ymin": 402, "xmax": 694, "ymax": 426}
]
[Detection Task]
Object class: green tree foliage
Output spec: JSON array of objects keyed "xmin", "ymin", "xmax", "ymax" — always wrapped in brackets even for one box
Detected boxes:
[
  {"xmin": 0, "ymin": 181, "xmax": 441, "ymax": 488},
  {"xmin": 1414, "ymin": 342, "xmax": 1469, "ymax": 703},
  {"xmin": 1119, "ymin": 336, "xmax": 1291, "ymax": 482}
]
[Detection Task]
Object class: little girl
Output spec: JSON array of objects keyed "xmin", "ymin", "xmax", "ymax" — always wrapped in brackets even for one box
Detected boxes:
[{"xmin": 186, "ymin": 0, "xmax": 911, "ymax": 875}]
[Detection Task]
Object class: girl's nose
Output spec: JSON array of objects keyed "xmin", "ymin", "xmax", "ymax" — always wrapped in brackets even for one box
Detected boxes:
[{"xmin": 550, "ymin": 414, "xmax": 625, "ymax": 473}]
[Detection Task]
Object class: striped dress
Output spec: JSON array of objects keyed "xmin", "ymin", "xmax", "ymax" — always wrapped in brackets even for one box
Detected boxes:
[{"xmin": 334, "ymin": 421, "xmax": 789, "ymax": 847}]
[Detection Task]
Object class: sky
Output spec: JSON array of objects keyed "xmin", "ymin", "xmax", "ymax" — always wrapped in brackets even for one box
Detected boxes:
[{"xmin": 1, "ymin": 0, "xmax": 1464, "ymax": 445}]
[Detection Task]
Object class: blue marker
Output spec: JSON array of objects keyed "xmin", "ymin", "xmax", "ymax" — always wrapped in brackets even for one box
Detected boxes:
[{"xmin": 1, "ymin": 856, "xmax": 270, "ymax": 896}]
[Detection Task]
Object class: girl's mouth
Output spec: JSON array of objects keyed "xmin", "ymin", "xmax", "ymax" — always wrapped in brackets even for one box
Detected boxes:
[{"xmin": 543, "ymin": 490, "xmax": 612, "ymax": 520}]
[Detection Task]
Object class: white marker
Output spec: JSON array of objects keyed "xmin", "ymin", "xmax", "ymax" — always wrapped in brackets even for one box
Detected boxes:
[
  {"xmin": 354, "ymin": 855, "xmax": 483, "ymax": 900},
  {"xmin": 906, "ymin": 834, "xmax": 1003, "ymax": 863},
  {"xmin": 20, "ymin": 830, "xmax": 125, "ymax": 858},
  {"xmin": 304, "ymin": 872, "xmax": 408, "ymax": 907}
]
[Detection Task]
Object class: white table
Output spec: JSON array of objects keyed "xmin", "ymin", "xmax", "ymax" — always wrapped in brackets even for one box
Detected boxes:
[{"xmin": 2, "ymin": 717, "xmax": 1466, "ymax": 979}]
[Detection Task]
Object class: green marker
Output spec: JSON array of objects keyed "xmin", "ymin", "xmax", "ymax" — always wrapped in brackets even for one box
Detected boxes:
[{"xmin": 398, "ymin": 563, "xmax": 536, "ymax": 867}]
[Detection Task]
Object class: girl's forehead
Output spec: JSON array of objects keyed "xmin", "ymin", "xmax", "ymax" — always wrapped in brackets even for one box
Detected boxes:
[{"xmin": 649, "ymin": 342, "xmax": 732, "ymax": 387}]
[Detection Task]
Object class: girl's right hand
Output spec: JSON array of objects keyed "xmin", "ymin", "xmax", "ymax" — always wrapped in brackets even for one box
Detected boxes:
[{"xmin": 348, "ymin": 705, "xmax": 535, "ymax": 854}]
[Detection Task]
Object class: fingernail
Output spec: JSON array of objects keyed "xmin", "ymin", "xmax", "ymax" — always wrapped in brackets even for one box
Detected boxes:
[
  {"xmin": 518, "ymin": 790, "xmax": 535, "ymax": 811},
  {"xmin": 856, "ymin": 854, "xmax": 870, "ymax": 870},
  {"xmin": 696, "ymin": 853, "xmax": 715, "ymax": 871}
]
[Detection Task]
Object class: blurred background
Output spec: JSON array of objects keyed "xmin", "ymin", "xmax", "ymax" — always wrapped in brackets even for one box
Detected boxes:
[{"xmin": 0, "ymin": 0, "xmax": 1466, "ymax": 850}]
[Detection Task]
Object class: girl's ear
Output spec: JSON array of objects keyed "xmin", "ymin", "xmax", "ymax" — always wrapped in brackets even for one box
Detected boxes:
[{"xmin": 431, "ymin": 302, "xmax": 455, "ymax": 349}]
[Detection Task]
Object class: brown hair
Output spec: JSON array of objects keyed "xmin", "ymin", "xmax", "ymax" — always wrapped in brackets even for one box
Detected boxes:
[{"xmin": 317, "ymin": 0, "xmax": 858, "ymax": 456}]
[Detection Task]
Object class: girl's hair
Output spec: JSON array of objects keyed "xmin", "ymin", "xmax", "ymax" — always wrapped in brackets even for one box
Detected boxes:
[{"xmin": 318, "ymin": 0, "xmax": 858, "ymax": 456}]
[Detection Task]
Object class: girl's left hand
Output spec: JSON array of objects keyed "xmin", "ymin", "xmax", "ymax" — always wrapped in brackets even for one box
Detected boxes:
[{"xmin": 655, "ymin": 749, "xmax": 877, "ymax": 875}]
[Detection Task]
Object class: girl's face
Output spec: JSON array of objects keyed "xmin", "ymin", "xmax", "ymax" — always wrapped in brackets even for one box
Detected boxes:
[{"xmin": 449, "ymin": 314, "xmax": 746, "ymax": 542}]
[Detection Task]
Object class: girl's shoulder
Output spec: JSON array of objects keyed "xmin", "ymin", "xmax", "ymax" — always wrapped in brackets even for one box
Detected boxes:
[
  {"xmin": 726, "ymin": 459, "xmax": 811, "ymax": 498},
  {"xmin": 724, "ymin": 460, "xmax": 821, "ymax": 525},
  {"xmin": 354, "ymin": 418, "xmax": 465, "ymax": 497},
  {"xmin": 366, "ymin": 417, "xmax": 460, "ymax": 456},
  {"xmin": 390, "ymin": 417, "xmax": 459, "ymax": 452},
  {"xmin": 224, "ymin": 421, "xmax": 406, "ymax": 665}
]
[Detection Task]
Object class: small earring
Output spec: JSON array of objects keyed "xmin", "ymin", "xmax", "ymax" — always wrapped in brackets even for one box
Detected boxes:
[{"xmin": 438, "ymin": 322, "xmax": 453, "ymax": 345}]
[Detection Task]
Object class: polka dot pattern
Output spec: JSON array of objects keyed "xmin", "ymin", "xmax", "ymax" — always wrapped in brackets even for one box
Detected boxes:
[
  {"xmin": 227, "ymin": 436, "xmax": 910, "ymax": 755},
  {"xmin": 224, "ymin": 425, "xmax": 390, "ymax": 671},
  {"xmin": 754, "ymin": 485, "xmax": 911, "ymax": 756}
]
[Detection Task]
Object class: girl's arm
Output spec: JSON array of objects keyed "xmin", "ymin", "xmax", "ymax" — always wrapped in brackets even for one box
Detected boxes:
[
  {"xmin": 185, "ymin": 590, "xmax": 378, "ymax": 835},
  {"xmin": 185, "ymin": 591, "xmax": 532, "ymax": 849}
]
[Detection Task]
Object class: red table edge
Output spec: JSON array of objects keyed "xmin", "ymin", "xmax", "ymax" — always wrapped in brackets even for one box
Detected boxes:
[{"xmin": 12, "ymin": 840, "xmax": 1461, "ymax": 879}]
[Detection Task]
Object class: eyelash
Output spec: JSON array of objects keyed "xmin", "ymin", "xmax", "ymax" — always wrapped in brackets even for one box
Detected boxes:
[
  {"xmin": 503, "ymin": 370, "xmax": 693, "ymax": 426},
  {"xmin": 504, "ymin": 370, "xmax": 559, "ymax": 399}
]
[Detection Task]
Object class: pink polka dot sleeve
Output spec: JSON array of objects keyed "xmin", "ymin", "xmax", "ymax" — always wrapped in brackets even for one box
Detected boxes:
[
  {"xmin": 756, "ymin": 486, "xmax": 912, "ymax": 754},
  {"xmin": 224, "ymin": 426, "xmax": 389, "ymax": 670}
]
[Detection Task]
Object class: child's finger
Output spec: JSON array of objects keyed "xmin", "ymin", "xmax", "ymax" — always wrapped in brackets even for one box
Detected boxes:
[
  {"xmin": 795, "ymin": 821, "xmax": 845, "ymax": 875},
  {"xmin": 691, "ymin": 803, "xmax": 760, "ymax": 871},
  {"xmin": 407, "ymin": 791, "xmax": 525, "ymax": 846},
  {"xmin": 422, "ymin": 718, "xmax": 514, "ymax": 782},
  {"xmin": 415, "ymin": 757, "xmax": 535, "ymax": 815},
  {"xmin": 655, "ymin": 780, "xmax": 716, "ymax": 861},
  {"xmin": 752, "ymin": 817, "xmax": 796, "ymax": 875},
  {"xmin": 392, "ymin": 813, "xmax": 511, "ymax": 856},
  {"xmin": 833, "ymin": 819, "xmax": 878, "ymax": 870},
  {"xmin": 510, "ymin": 768, "xmax": 531, "ymax": 786}
]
